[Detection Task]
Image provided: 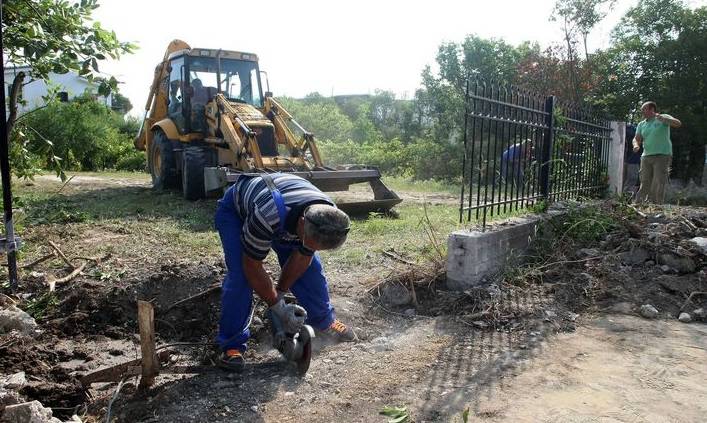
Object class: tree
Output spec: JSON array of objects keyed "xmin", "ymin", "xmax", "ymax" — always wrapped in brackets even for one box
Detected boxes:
[
  {"xmin": 550, "ymin": 0, "xmax": 616, "ymax": 101},
  {"xmin": 2, "ymin": 0, "xmax": 136, "ymax": 177},
  {"xmin": 552, "ymin": 0, "xmax": 616, "ymax": 61},
  {"xmin": 418, "ymin": 35, "xmax": 526, "ymax": 146},
  {"xmin": 111, "ymin": 92, "xmax": 133, "ymax": 114},
  {"xmin": 594, "ymin": 0, "xmax": 706, "ymax": 182}
]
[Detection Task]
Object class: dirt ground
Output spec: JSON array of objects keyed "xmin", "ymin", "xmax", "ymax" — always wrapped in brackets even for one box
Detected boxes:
[{"xmin": 1, "ymin": 173, "xmax": 706, "ymax": 423}]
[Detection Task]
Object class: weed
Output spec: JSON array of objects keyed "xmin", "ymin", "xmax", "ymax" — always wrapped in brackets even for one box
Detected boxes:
[
  {"xmin": 559, "ymin": 204, "xmax": 618, "ymax": 243},
  {"xmin": 380, "ymin": 406, "xmax": 411, "ymax": 423},
  {"xmin": 531, "ymin": 199, "xmax": 549, "ymax": 213},
  {"xmin": 23, "ymin": 292, "xmax": 59, "ymax": 320}
]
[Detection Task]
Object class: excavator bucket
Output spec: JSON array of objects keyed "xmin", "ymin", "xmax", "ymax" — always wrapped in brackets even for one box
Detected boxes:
[{"xmin": 205, "ymin": 167, "xmax": 401, "ymax": 216}]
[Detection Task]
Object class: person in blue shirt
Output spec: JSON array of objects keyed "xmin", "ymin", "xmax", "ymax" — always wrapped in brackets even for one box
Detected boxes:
[{"xmin": 500, "ymin": 139, "xmax": 533, "ymax": 188}]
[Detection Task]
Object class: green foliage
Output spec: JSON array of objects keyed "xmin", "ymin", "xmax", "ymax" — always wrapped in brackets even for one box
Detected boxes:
[
  {"xmin": 379, "ymin": 406, "xmax": 411, "ymax": 423},
  {"xmin": 16, "ymin": 95, "xmax": 145, "ymax": 175},
  {"xmin": 531, "ymin": 200, "xmax": 549, "ymax": 213},
  {"xmin": 559, "ymin": 204, "xmax": 618, "ymax": 243},
  {"xmin": 3, "ymin": 0, "xmax": 136, "ymax": 180},
  {"xmin": 279, "ymin": 95, "xmax": 354, "ymax": 142},
  {"xmin": 22, "ymin": 194, "xmax": 89, "ymax": 225},
  {"xmin": 3, "ymin": 0, "xmax": 136, "ymax": 92},
  {"xmin": 593, "ymin": 0, "xmax": 706, "ymax": 182},
  {"xmin": 111, "ymin": 92, "xmax": 134, "ymax": 114},
  {"xmin": 23, "ymin": 293, "xmax": 59, "ymax": 320}
]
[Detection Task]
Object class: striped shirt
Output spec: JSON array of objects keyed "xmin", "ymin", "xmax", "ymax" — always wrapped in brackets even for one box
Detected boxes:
[{"xmin": 232, "ymin": 173, "xmax": 334, "ymax": 260}]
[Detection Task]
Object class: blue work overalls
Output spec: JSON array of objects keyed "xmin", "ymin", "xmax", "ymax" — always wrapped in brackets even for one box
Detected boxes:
[{"xmin": 215, "ymin": 179, "xmax": 335, "ymax": 352}]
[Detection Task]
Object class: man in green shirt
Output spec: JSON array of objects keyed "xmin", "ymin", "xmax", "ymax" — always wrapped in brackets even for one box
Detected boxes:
[{"xmin": 632, "ymin": 101, "xmax": 682, "ymax": 203}]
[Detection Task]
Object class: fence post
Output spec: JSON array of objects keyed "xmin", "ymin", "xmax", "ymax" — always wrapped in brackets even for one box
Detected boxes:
[
  {"xmin": 607, "ymin": 121, "xmax": 626, "ymax": 196},
  {"xmin": 539, "ymin": 96, "xmax": 555, "ymax": 200},
  {"xmin": 459, "ymin": 80, "xmax": 469, "ymax": 223}
]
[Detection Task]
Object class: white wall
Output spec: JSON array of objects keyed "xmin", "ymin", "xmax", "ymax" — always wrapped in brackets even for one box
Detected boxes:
[{"xmin": 4, "ymin": 68, "xmax": 112, "ymax": 114}]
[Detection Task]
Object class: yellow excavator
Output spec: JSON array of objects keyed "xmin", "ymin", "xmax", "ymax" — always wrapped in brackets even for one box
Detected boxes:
[{"xmin": 135, "ymin": 40, "xmax": 401, "ymax": 215}]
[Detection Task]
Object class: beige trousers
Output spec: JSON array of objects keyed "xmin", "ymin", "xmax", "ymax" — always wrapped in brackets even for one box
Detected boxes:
[{"xmin": 636, "ymin": 154, "xmax": 671, "ymax": 204}]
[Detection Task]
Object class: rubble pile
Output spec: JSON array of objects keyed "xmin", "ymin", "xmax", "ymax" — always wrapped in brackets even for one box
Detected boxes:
[{"xmin": 373, "ymin": 202, "xmax": 707, "ymax": 328}]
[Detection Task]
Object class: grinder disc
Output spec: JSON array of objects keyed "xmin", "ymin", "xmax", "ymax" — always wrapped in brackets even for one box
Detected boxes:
[{"xmin": 296, "ymin": 325, "xmax": 315, "ymax": 375}]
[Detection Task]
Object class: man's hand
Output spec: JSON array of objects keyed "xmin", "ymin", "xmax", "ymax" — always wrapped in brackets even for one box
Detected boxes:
[
  {"xmin": 632, "ymin": 133, "xmax": 643, "ymax": 153},
  {"xmin": 656, "ymin": 114, "xmax": 682, "ymax": 128},
  {"xmin": 270, "ymin": 298, "xmax": 307, "ymax": 333}
]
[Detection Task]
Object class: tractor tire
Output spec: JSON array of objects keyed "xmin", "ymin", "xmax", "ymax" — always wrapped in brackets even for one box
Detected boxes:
[
  {"xmin": 149, "ymin": 130, "xmax": 178, "ymax": 190},
  {"xmin": 181, "ymin": 145, "xmax": 209, "ymax": 201}
]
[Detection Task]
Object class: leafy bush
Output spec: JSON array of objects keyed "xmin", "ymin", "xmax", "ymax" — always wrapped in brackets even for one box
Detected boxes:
[
  {"xmin": 318, "ymin": 136, "xmax": 462, "ymax": 180},
  {"xmin": 13, "ymin": 94, "xmax": 145, "ymax": 177}
]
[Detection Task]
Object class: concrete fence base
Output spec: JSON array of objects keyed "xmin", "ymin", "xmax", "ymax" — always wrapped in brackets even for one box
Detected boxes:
[{"xmin": 446, "ymin": 210, "xmax": 564, "ymax": 291}]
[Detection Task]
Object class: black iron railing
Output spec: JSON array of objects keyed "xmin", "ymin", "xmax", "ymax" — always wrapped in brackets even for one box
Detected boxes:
[{"xmin": 459, "ymin": 79, "xmax": 612, "ymax": 228}]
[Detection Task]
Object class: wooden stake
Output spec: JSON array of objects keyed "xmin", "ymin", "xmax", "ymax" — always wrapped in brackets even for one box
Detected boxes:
[{"xmin": 138, "ymin": 300, "xmax": 159, "ymax": 388}]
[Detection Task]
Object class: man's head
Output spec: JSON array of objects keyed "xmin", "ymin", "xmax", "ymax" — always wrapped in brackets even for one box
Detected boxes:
[
  {"xmin": 298, "ymin": 204, "xmax": 350, "ymax": 251},
  {"xmin": 641, "ymin": 101, "xmax": 657, "ymax": 119}
]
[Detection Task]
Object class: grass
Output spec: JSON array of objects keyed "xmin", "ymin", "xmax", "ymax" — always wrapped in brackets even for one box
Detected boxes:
[
  {"xmin": 323, "ymin": 203, "xmax": 460, "ymax": 268},
  {"xmin": 383, "ymin": 175, "xmax": 461, "ymax": 195},
  {"xmin": 3, "ymin": 171, "xmax": 542, "ymax": 287}
]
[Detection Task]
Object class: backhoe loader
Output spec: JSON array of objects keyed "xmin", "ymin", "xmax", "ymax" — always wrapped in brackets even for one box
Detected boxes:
[{"xmin": 135, "ymin": 40, "xmax": 401, "ymax": 215}]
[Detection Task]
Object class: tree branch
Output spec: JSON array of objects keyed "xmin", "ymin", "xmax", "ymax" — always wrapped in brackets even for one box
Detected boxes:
[{"xmin": 6, "ymin": 72, "xmax": 26, "ymax": 139}]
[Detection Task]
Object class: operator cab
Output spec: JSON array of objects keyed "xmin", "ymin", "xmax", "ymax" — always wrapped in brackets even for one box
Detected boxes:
[{"xmin": 166, "ymin": 48, "xmax": 264, "ymax": 135}]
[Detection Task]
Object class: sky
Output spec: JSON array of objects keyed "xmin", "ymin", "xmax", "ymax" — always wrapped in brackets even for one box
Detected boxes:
[{"xmin": 90, "ymin": 0, "xmax": 700, "ymax": 117}]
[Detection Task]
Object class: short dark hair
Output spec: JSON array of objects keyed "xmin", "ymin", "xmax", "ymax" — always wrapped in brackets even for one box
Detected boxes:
[
  {"xmin": 303, "ymin": 204, "xmax": 350, "ymax": 250},
  {"xmin": 641, "ymin": 101, "xmax": 657, "ymax": 112}
]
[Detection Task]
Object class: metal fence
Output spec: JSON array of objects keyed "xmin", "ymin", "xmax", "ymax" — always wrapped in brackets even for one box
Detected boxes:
[{"xmin": 459, "ymin": 79, "xmax": 612, "ymax": 228}]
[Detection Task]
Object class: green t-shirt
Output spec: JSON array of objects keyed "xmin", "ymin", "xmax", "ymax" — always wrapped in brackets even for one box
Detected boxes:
[{"xmin": 637, "ymin": 116, "xmax": 672, "ymax": 157}]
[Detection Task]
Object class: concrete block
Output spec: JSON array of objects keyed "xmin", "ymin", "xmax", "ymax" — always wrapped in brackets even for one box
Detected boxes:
[{"xmin": 447, "ymin": 212, "xmax": 560, "ymax": 290}]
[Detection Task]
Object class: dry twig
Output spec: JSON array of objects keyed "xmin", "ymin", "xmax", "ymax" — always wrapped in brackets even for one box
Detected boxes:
[
  {"xmin": 56, "ymin": 175, "xmax": 76, "ymax": 194},
  {"xmin": 104, "ymin": 377, "xmax": 129, "ymax": 423},
  {"xmin": 628, "ymin": 204, "xmax": 647, "ymax": 218},
  {"xmin": 383, "ymin": 250, "xmax": 416, "ymax": 266},
  {"xmin": 679, "ymin": 291, "xmax": 707, "ymax": 313},
  {"xmin": 163, "ymin": 283, "xmax": 221, "ymax": 312},
  {"xmin": 20, "ymin": 251, "xmax": 57, "ymax": 269},
  {"xmin": 48, "ymin": 241, "xmax": 75, "ymax": 269},
  {"xmin": 531, "ymin": 256, "xmax": 602, "ymax": 273},
  {"xmin": 47, "ymin": 262, "xmax": 88, "ymax": 291}
]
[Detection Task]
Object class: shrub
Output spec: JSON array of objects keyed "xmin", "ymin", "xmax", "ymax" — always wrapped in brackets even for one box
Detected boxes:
[{"xmin": 16, "ymin": 94, "xmax": 143, "ymax": 175}]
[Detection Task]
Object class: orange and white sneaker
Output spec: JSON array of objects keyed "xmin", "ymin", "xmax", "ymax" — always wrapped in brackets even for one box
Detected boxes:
[
  {"xmin": 319, "ymin": 319, "xmax": 357, "ymax": 342},
  {"xmin": 218, "ymin": 349, "xmax": 245, "ymax": 372}
]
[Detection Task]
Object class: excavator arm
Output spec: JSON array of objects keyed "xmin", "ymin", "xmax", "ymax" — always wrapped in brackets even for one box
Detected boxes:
[{"xmin": 264, "ymin": 97, "xmax": 324, "ymax": 167}]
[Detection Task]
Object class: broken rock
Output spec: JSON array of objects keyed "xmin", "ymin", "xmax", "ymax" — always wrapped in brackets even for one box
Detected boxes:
[
  {"xmin": 689, "ymin": 237, "xmax": 707, "ymax": 255},
  {"xmin": 2, "ymin": 400, "xmax": 61, "ymax": 423},
  {"xmin": 678, "ymin": 312, "xmax": 692, "ymax": 323},
  {"xmin": 380, "ymin": 283, "xmax": 412, "ymax": 306},
  {"xmin": 0, "ymin": 388, "xmax": 23, "ymax": 414},
  {"xmin": 0, "ymin": 372, "xmax": 26, "ymax": 390},
  {"xmin": 640, "ymin": 304, "xmax": 659, "ymax": 319},
  {"xmin": 0, "ymin": 306, "xmax": 38, "ymax": 335},
  {"xmin": 621, "ymin": 247, "xmax": 650, "ymax": 265},
  {"xmin": 656, "ymin": 253, "xmax": 696, "ymax": 274}
]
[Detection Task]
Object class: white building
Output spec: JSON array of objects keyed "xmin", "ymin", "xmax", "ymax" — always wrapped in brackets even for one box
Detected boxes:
[{"xmin": 4, "ymin": 65, "xmax": 112, "ymax": 113}]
